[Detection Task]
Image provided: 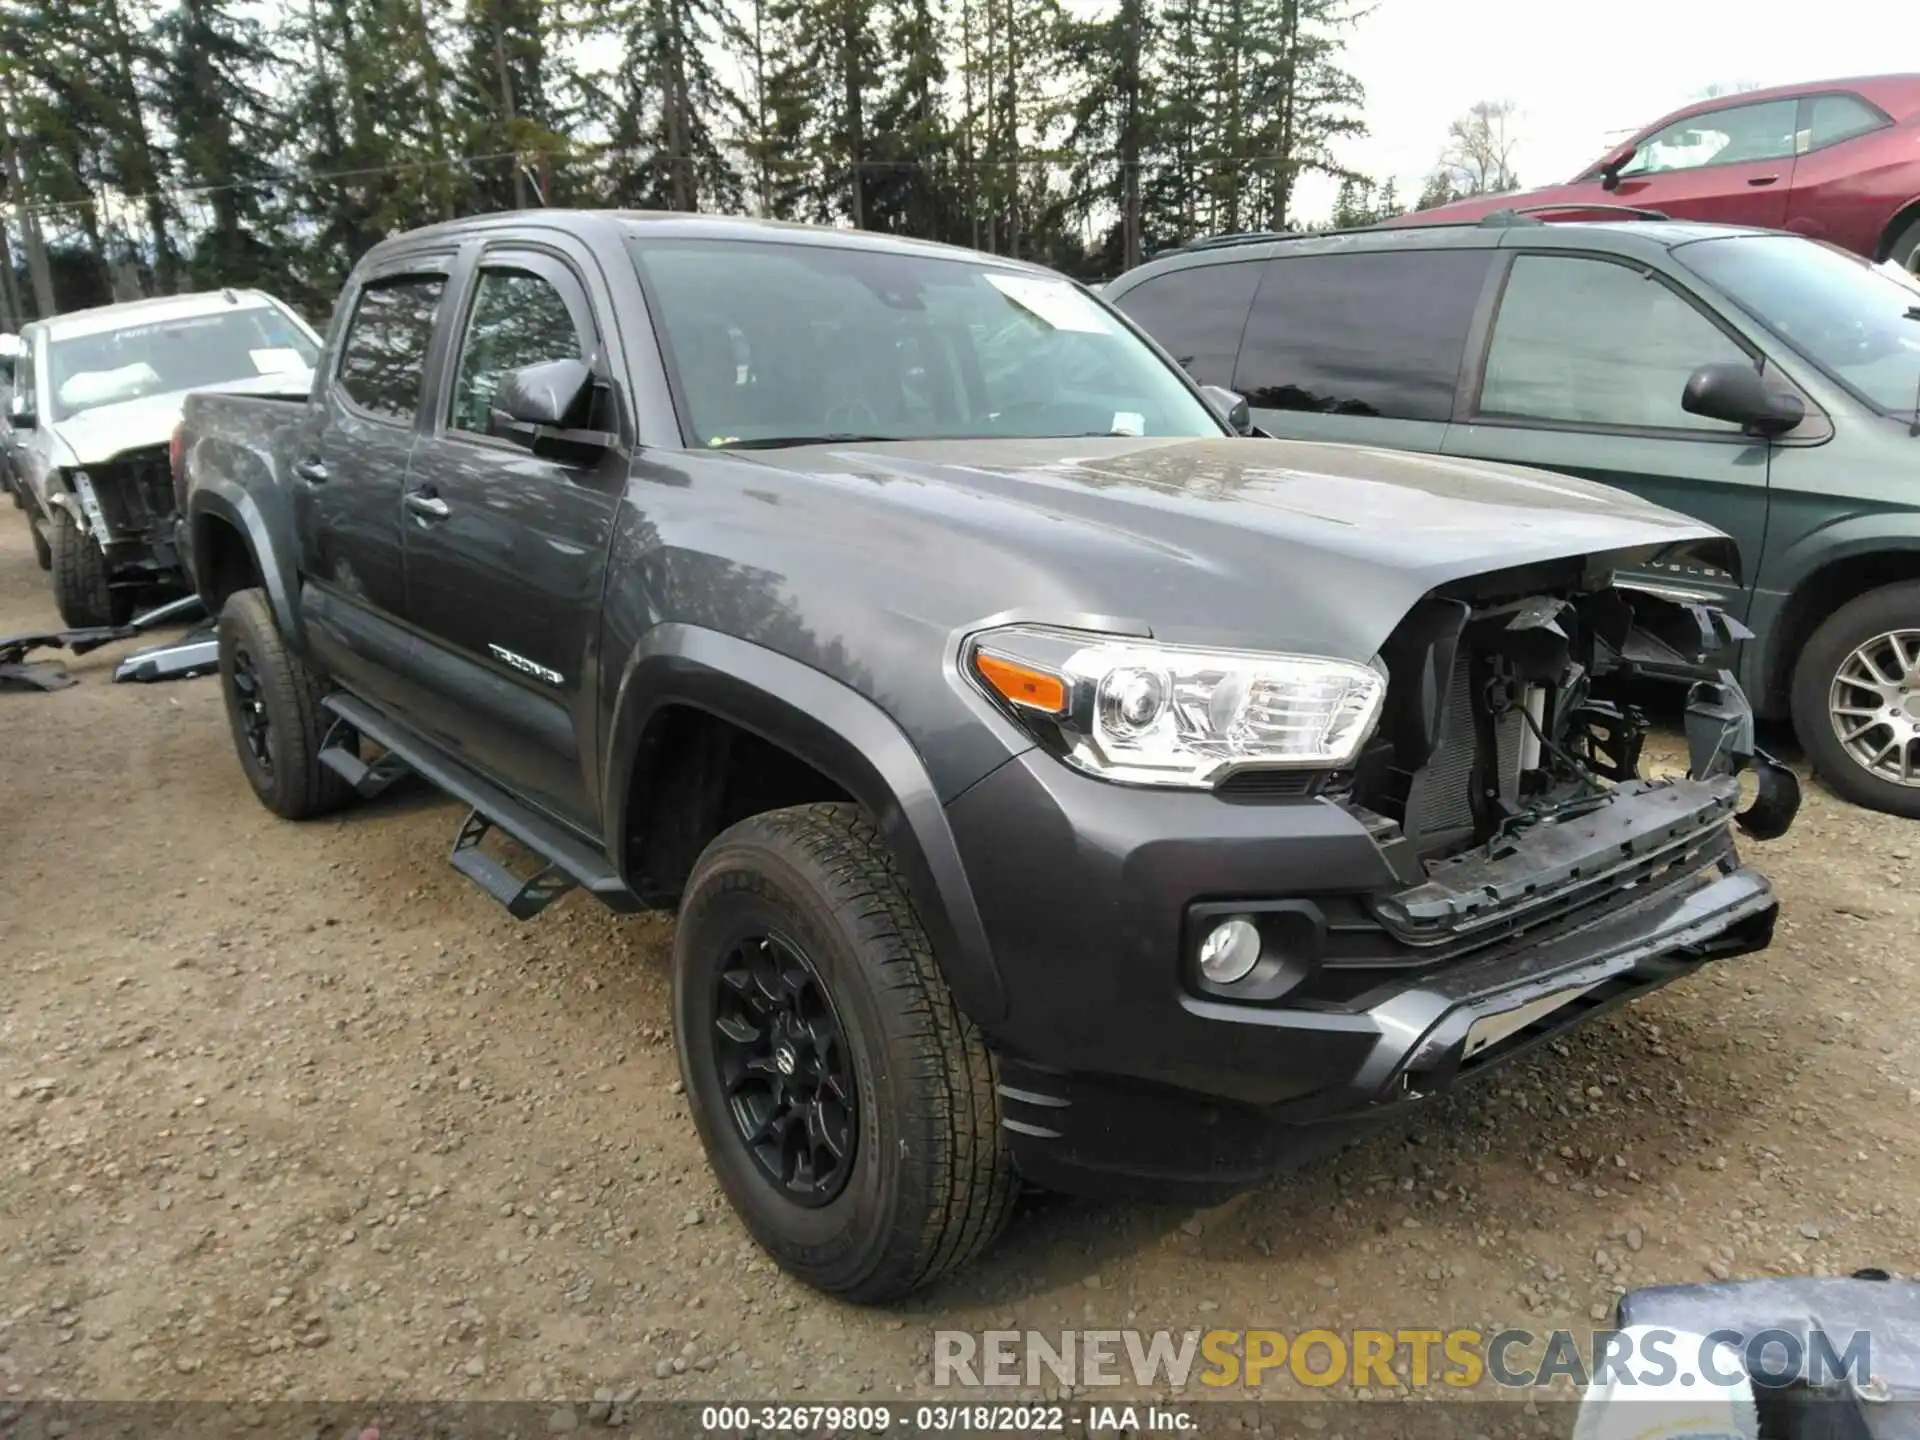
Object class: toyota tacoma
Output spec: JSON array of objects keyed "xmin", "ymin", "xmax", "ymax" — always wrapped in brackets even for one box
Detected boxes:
[{"xmin": 177, "ymin": 210, "xmax": 1799, "ymax": 1301}]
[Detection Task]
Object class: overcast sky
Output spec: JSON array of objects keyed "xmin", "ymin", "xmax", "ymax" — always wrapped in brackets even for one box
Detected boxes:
[{"xmin": 1291, "ymin": 0, "xmax": 1908, "ymax": 219}]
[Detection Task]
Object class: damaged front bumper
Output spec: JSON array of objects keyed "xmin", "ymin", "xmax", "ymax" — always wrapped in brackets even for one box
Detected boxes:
[{"xmin": 973, "ymin": 591, "xmax": 1800, "ymax": 1202}]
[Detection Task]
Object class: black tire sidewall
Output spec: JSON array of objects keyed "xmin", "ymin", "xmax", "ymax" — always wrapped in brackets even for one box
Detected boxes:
[
  {"xmin": 216, "ymin": 591, "xmax": 334, "ymax": 818},
  {"xmin": 1892, "ymin": 218, "xmax": 1920, "ymax": 276},
  {"xmin": 673, "ymin": 840, "xmax": 911, "ymax": 1291},
  {"xmin": 1791, "ymin": 582, "xmax": 1920, "ymax": 818},
  {"xmin": 50, "ymin": 507, "xmax": 124, "ymax": 628},
  {"xmin": 30, "ymin": 519, "xmax": 50, "ymax": 572}
]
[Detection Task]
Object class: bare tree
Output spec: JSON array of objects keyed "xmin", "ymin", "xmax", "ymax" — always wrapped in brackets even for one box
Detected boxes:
[
  {"xmin": 1438, "ymin": 98, "xmax": 1521, "ymax": 197},
  {"xmin": 1694, "ymin": 80, "xmax": 1761, "ymax": 100}
]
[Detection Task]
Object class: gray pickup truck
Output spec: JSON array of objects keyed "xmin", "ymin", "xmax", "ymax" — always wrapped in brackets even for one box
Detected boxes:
[{"xmin": 178, "ymin": 209, "xmax": 1798, "ymax": 1300}]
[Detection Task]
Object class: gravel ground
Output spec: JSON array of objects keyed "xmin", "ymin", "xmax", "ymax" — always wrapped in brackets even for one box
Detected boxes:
[{"xmin": 2, "ymin": 515, "xmax": 1917, "ymax": 1416}]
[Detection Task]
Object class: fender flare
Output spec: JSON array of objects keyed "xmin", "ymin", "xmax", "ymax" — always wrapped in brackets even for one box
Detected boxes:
[
  {"xmin": 602, "ymin": 624, "xmax": 1009, "ymax": 1026},
  {"xmin": 187, "ymin": 480, "xmax": 304, "ymax": 644},
  {"xmin": 1751, "ymin": 519, "xmax": 1920, "ymax": 705}
]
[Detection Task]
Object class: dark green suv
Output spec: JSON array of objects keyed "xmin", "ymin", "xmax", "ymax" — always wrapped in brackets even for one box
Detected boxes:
[{"xmin": 1105, "ymin": 213, "xmax": 1920, "ymax": 818}]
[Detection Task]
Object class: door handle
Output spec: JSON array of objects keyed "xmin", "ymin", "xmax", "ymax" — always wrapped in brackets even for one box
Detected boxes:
[
  {"xmin": 1747, "ymin": 175, "xmax": 1780, "ymax": 186},
  {"xmin": 404, "ymin": 490, "xmax": 450, "ymax": 520},
  {"xmin": 292, "ymin": 457, "xmax": 328, "ymax": 484}
]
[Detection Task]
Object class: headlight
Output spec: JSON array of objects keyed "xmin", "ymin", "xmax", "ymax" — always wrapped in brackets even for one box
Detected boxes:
[
  {"xmin": 69, "ymin": 469, "xmax": 107, "ymax": 533},
  {"xmin": 966, "ymin": 624, "xmax": 1386, "ymax": 788}
]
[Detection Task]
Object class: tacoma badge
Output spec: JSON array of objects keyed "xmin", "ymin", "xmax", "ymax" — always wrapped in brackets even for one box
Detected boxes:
[{"xmin": 488, "ymin": 644, "xmax": 563, "ymax": 686}]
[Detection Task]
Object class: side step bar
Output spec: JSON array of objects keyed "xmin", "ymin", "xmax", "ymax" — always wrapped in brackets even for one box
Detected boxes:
[
  {"xmin": 449, "ymin": 809, "xmax": 579, "ymax": 919},
  {"xmin": 319, "ymin": 693, "xmax": 642, "ymax": 917},
  {"xmin": 318, "ymin": 716, "xmax": 413, "ymax": 798}
]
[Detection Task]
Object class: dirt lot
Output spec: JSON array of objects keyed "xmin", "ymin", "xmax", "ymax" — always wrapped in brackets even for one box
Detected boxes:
[{"xmin": 2, "ymin": 515, "xmax": 1917, "ymax": 1416}]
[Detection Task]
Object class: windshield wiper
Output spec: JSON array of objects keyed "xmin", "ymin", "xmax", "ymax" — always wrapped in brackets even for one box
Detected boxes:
[{"xmin": 714, "ymin": 433, "xmax": 907, "ymax": 450}]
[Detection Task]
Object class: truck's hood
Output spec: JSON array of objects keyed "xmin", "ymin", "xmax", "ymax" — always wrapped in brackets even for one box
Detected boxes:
[
  {"xmin": 49, "ymin": 371, "xmax": 313, "ymax": 468},
  {"xmin": 728, "ymin": 435, "xmax": 1732, "ymax": 660}
]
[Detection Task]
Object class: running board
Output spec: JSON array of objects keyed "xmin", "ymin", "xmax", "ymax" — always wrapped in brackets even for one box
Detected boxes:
[{"xmin": 318, "ymin": 693, "xmax": 641, "ymax": 916}]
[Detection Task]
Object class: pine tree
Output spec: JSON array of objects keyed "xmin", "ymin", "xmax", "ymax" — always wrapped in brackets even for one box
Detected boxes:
[
  {"xmin": 1062, "ymin": 0, "xmax": 1154, "ymax": 270},
  {"xmin": 453, "ymin": 0, "xmax": 563, "ymax": 211},
  {"xmin": 866, "ymin": 0, "xmax": 957, "ymax": 241},
  {"xmin": 593, "ymin": 0, "xmax": 742, "ymax": 212},
  {"xmin": 758, "ymin": 0, "xmax": 881, "ymax": 225},
  {"xmin": 156, "ymin": 0, "xmax": 286, "ymax": 289}
]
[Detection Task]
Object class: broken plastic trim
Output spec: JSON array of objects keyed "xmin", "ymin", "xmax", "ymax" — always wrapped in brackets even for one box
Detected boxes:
[
  {"xmin": 1684, "ymin": 675, "xmax": 1801, "ymax": 841},
  {"xmin": 0, "ymin": 594, "xmax": 209, "ymax": 692}
]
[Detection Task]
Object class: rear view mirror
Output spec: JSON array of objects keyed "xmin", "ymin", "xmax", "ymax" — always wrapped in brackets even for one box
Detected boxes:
[
  {"xmin": 7, "ymin": 392, "xmax": 35, "ymax": 430},
  {"xmin": 1682, "ymin": 361, "xmax": 1804, "ymax": 437},
  {"xmin": 1598, "ymin": 143, "xmax": 1637, "ymax": 192},
  {"xmin": 1201, "ymin": 384, "xmax": 1254, "ymax": 436}
]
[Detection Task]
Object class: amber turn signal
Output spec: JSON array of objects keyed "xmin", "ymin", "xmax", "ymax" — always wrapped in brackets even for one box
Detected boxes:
[{"xmin": 974, "ymin": 649, "xmax": 1068, "ymax": 715}]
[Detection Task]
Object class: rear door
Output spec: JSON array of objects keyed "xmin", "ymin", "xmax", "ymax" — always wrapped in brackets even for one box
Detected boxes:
[
  {"xmin": 294, "ymin": 256, "xmax": 452, "ymax": 709},
  {"xmin": 399, "ymin": 240, "xmax": 628, "ymax": 832},
  {"xmin": 1603, "ymin": 96, "xmax": 1799, "ymax": 229},
  {"xmin": 1226, "ymin": 246, "xmax": 1497, "ymax": 453},
  {"xmin": 1442, "ymin": 248, "xmax": 1785, "ymax": 615}
]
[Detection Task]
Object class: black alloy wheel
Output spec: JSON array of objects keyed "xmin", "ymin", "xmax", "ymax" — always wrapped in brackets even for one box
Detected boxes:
[
  {"xmin": 227, "ymin": 639, "xmax": 276, "ymax": 775},
  {"xmin": 711, "ymin": 933, "xmax": 856, "ymax": 1207}
]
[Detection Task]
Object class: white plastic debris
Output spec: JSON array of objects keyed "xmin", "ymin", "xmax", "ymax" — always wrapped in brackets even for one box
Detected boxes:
[{"xmin": 1571, "ymin": 1325, "xmax": 1759, "ymax": 1440}]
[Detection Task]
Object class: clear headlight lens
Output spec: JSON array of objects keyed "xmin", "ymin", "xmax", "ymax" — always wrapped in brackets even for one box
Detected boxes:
[{"xmin": 967, "ymin": 624, "xmax": 1386, "ymax": 788}]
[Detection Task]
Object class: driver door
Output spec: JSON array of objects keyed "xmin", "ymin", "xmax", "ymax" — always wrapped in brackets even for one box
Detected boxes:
[
  {"xmin": 1604, "ymin": 96, "xmax": 1799, "ymax": 230},
  {"xmin": 401, "ymin": 245, "xmax": 628, "ymax": 832}
]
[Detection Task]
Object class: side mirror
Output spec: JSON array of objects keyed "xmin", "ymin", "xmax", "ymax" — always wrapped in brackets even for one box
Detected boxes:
[
  {"xmin": 488, "ymin": 357, "xmax": 615, "ymax": 462},
  {"xmin": 492, "ymin": 356, "xmax": 593, "ymax": 431},
  {"xmin": 1201, "ymin": 384, "xmax": 1254, "ymax": 436},
  {"xmin": 1598, "ymin": 143, "xmax": 1637, "ymax": 192},
  {"xmin": 7, "ymin": 392, "xmax": 35, "ymax": 430},
  {"xmin": 1682, "ymin": 361, "xmax": 1805, "ymax": 437}
]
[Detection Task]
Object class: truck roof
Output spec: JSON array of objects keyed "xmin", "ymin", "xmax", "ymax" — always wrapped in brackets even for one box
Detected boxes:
[
  {"xmin": 362, "ymin": 208, "xmax": 1070, "ymax": 279},
  {"xmin": 38, "ymin": 288, "xmax": 287, "ymax": 342}
]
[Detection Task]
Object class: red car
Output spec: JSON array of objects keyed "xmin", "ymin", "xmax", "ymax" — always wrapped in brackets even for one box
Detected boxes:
[{"xmin": 1394, "ymin": 74, "xmax": 1920, "ymax": 273}]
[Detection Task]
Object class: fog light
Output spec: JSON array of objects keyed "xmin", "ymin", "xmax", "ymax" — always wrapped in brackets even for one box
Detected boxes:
[{"xmin": 1197, "ymin": 917, "xmax": 1261, "ymax": 984}]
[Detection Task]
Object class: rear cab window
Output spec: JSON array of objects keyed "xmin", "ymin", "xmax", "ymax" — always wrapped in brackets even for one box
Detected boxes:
[
  {"xmin": 335, "ymin": 275, "xmax": 447, "ymax": 424},
  {"xmin": 1232, "ymin": 248, "xmax": 1495, "ymax": 423}
]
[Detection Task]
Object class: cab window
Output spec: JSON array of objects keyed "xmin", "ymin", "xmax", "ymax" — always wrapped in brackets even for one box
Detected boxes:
[{"xmin": 448, "ymin": 269, "xmax": 587, "ymax": 435}]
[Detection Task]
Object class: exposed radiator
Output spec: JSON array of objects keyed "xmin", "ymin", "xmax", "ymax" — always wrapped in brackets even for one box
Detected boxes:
[
  {"xmin": 1402, "ymin": 649, "xmax": 1524, "ymax": 843},
  {"xmin": 91, "ymin": 445, "xmax": 176, "ymax": 541}
]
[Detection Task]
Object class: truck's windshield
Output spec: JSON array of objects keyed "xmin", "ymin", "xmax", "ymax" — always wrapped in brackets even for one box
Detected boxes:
[
  {"xmin": 46, "ymin": 305, "xmax": 319, "ymax": 422},
  {"xmin": 629, "ymin": 238, "xmax": 1224, "ymax": 447},
  {"xmin": 1676, "ymin": 235, "xmax": 1920, "ymax": 419}
]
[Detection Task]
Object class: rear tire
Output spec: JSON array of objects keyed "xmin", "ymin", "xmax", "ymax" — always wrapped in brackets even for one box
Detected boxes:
[
  {"xmin": 216, "ymin": 588, "xmax": 352, "ymax": 820},
  {"xmin": 1791, "ymin": 580, "xmax": 1920, "ymax": 818},
  {"xmin": 50, "ymin": 507, "xmax": 129, "ymax": 628},
  {"xmin": 30, "ymin": 517, "xmax": 51, "ymax": 572},
  {"xmin": 673, "ymin": 802, "xmax": 1017, "ymax": 1302}
]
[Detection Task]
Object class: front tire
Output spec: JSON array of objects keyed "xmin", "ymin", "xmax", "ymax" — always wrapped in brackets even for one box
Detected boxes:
[
  {"xmin": 1791, "ymin": 580, "xmax": 1920, "ymax": 818},
  {"xmin": 673, "ymin": 803, "xmax": 1017, "ymax": 1302},
  {"xmin": 216, "ymin": 588, "xmax": 351, "ymax": 820},
  {"xmin": 49, "ymin": 507, "xmax": 130, "ymax": 628}
]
